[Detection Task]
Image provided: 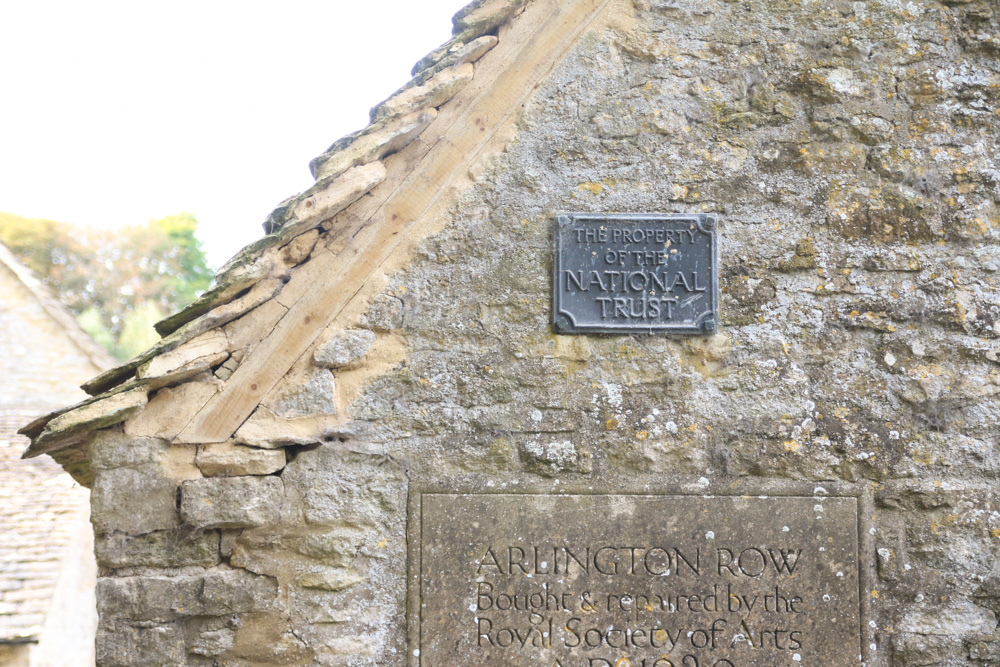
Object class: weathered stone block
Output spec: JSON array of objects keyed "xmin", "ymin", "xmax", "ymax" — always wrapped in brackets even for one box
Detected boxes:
[
  {"xmin": 90, "ymin": 431, "xmax": 201, "ymax": 534},
  {"xmin": 91, "ymin": 465, "xmax": 181, "ymax": 535},
  {"xmin": 96, "ymin": 623, "xmax": 185, "ymax": 667},
  {"xmin": 970, "ymin": 640, "xmax": 1000, "ymax": 662},
  {"xmin": 289, "ymin": 588, "xmax": 357, "ymax": 625},
  {"xmin": 281, "ymin": 447, "xmax": 405, "ymax": 526},
  {"xmin": 232, "ymin": 406, "xmax": 322, "ymax": 449},
  {"xmin": 358, "ymin": 294, "xmax": 404, "ymax": 331},
  {"xmin": 289, "ymin": 533, "xmax": 359, "ymax": 567},
  {"xmin": 97, "ymin": 570, "xmax": 277, "ymax": 623},
  {"xmin": 828, "ymin": 184, "xmax": 937, "ymax": 243},
  {"xmin": 315, "ymin": 635, "xmax": 378, "ymax": 661},
  {"xmin": 892, "ymin": 632, "xmax": 966, "ymax": 666},
  {"xmin": 412, "ymin": 35, "xmax": 497, "ymax": 83},
  {"xmin": 200, "ymin": 569, "xmax": 279, "ymax": 616},
  {"xmin": 271, "ymin": 369, "xmax": 336, "ymax": 418},
  {"xmin": 310, "ymin": 109, "xmax": 436, "ymax": 182},
  {"xmin": 196, "ymin": 441, "xmax": 286, "ymax": 477},
  {"xmin": 228, "ymin": 613, "xmax": 313, "ymax": 664},
  {"xmin": 180, "ymin": 476, "xmax": 284, "ymax": 530},
  {"xmin": 97, "ymin": 576, "xmax": 202, "ymax": 622},
  {"xmin": 901, "ymin": 599, "xmax": 997, "ymax": 643},
  {"xmin": 183, "ymin": 615, "xmax": 240, "ymax": 659},
  {"xmin": 296, "ymin": 568, "xmax": 364, "ymax": 592},
  {"xmin": 279, "ymin": 229, "xmax": 319, "ymax": 266},
  {"xmin": 31, "ymin": 387, "xmax": 147, "ymax": 454},
  {"xmin": 370, "ymin": 64, "xmax": 473, "ymax": 124},
  {"xmin": 228, "ymin": 528, "xmax": 366, "ymax": 579},
  {"xmin": 188, "ymin": 627, "xmax": 234, "ymax": 657},
  {"xmin": 95, "ymin": 529, "xmax": 221, "ymax": 568},
  {"xmin": 849, "ymin": 114, "xmax": 894, "ymax": 145},
  {"xmin": 518, "ymin": 438, "xmax": 591, "ymax": 476},
  {"xmin": 452, "ymin": 0, "xmax": 528, "ymax": 38},
  {"xmin": 90, "ymin": 431, "xmax": 169, "ymax": 470},
  {"xmin": 313, "ymin": 329, "xmax": 376, "ymax": 369},
  {"xmin": 272, "ymin": 161, "xmax": 386, "ymax": 239}
]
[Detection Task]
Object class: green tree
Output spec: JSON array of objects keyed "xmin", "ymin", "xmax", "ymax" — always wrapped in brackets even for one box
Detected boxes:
[
  {"xmin": 116, "ymin": 302, "xmax": 166, "ymax": 360},
  {"xmin": 0, "ymin": 211, "xmax": 214, "ymax": 360},
  {"xmin": 76, "ymin": 307, "xmax": 115, "ymax": 352},
  {"xmin": 155, "ymin": 213, "xmax": 214, "ymax": 305}
]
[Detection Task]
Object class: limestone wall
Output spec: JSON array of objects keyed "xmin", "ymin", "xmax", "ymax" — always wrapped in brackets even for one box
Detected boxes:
[{"xmin": 90, "ymin": 0, "xmax": 999, "ymax": 665}]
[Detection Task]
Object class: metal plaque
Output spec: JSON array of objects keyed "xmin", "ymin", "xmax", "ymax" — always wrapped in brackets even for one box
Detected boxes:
[
  {"xmin": 553, "ymin": 213, "xmax": 718, "ymax": 334},
  {"xmin": 417, "ymin": 494, "xmax": 862, "ymax": 667}
]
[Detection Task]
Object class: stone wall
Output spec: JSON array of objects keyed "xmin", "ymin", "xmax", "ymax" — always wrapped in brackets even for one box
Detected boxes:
[
  {"xmin": 90, "ymin": 433, "xmax": 407, "ymax": 666},
  {"xmin": 90, "ymin": 0, "xmax": 999, "ymax": 665}
]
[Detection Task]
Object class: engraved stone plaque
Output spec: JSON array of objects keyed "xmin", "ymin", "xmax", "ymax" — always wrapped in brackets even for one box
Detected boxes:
[
  {"xmin": 553, "ymin": 213, "xmax": 718, "ymax": 335},
  {"xmin": 417, "ymin": 494, "xmax": 861, "ymax": 666}
]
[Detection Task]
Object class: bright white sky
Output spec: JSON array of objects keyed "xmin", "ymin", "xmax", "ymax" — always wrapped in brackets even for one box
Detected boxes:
[{"xmin": 0, "ymin": 0, "xmax": 470, "ymax": 267}]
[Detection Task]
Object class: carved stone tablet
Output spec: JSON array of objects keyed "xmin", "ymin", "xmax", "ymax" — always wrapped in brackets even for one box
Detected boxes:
[
  {"xmin": 418, "ymin": 494, "xmax": 861, "ymax": 666},
  {"xmin": 553, "ymin": 213, "xmax": 718, "ymax": 335}
]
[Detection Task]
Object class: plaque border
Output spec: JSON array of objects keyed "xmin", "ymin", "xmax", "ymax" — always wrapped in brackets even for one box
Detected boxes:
[
  {"xmin": 406, "ymin": 476, "xmax": 880, "ymax": 667},
  {"xmin": 552, "ymin": 212, "xmax": 720, "ymax": 335}
]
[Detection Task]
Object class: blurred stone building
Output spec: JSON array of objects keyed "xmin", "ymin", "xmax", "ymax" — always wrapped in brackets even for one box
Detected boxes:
[{"xmin": 0, "ymin": 242, "xmax": 112, "ymax": 665}]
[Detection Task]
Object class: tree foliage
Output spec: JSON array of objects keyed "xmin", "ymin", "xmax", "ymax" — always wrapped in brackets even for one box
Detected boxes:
[{"xmin": 0, "ymin": 212, "xmax": 213, "ymax": 360}]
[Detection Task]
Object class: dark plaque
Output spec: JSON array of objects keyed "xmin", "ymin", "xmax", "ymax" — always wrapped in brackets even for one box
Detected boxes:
[
  {"xmin": 417, "ymin": 494, "xmax": 862, "ymax": 666},
  {"xmin": 553, "ymin": 213, "xmax": 718, "ymax": 334}
]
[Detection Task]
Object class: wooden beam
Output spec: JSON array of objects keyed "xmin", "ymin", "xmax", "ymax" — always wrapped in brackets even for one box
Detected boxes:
[{"xmin": 177, "ymin": 0, "xmax": 611, "ymax": 444}]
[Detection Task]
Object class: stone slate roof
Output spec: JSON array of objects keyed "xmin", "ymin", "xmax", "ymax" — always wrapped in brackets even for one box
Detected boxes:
[
  {"xmin": 0, "ymin": 412, "xmax": 88, "ymax": 642},
  {"xmin": 0, "ymin": 243, "xmax": 116, "ymax": 375},
  {"xmin": 20, "ymin": 0, "xmax": 535, "ymax": 472},
  {"xmin": 0, "ymin": 243, "xmax": 109, "ymax": 643}
]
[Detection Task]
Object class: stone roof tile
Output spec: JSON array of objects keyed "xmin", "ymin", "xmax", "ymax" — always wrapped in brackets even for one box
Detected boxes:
[{"xmin": 0, "ymin": 411, "xmax": 89, "ymax": 642}]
